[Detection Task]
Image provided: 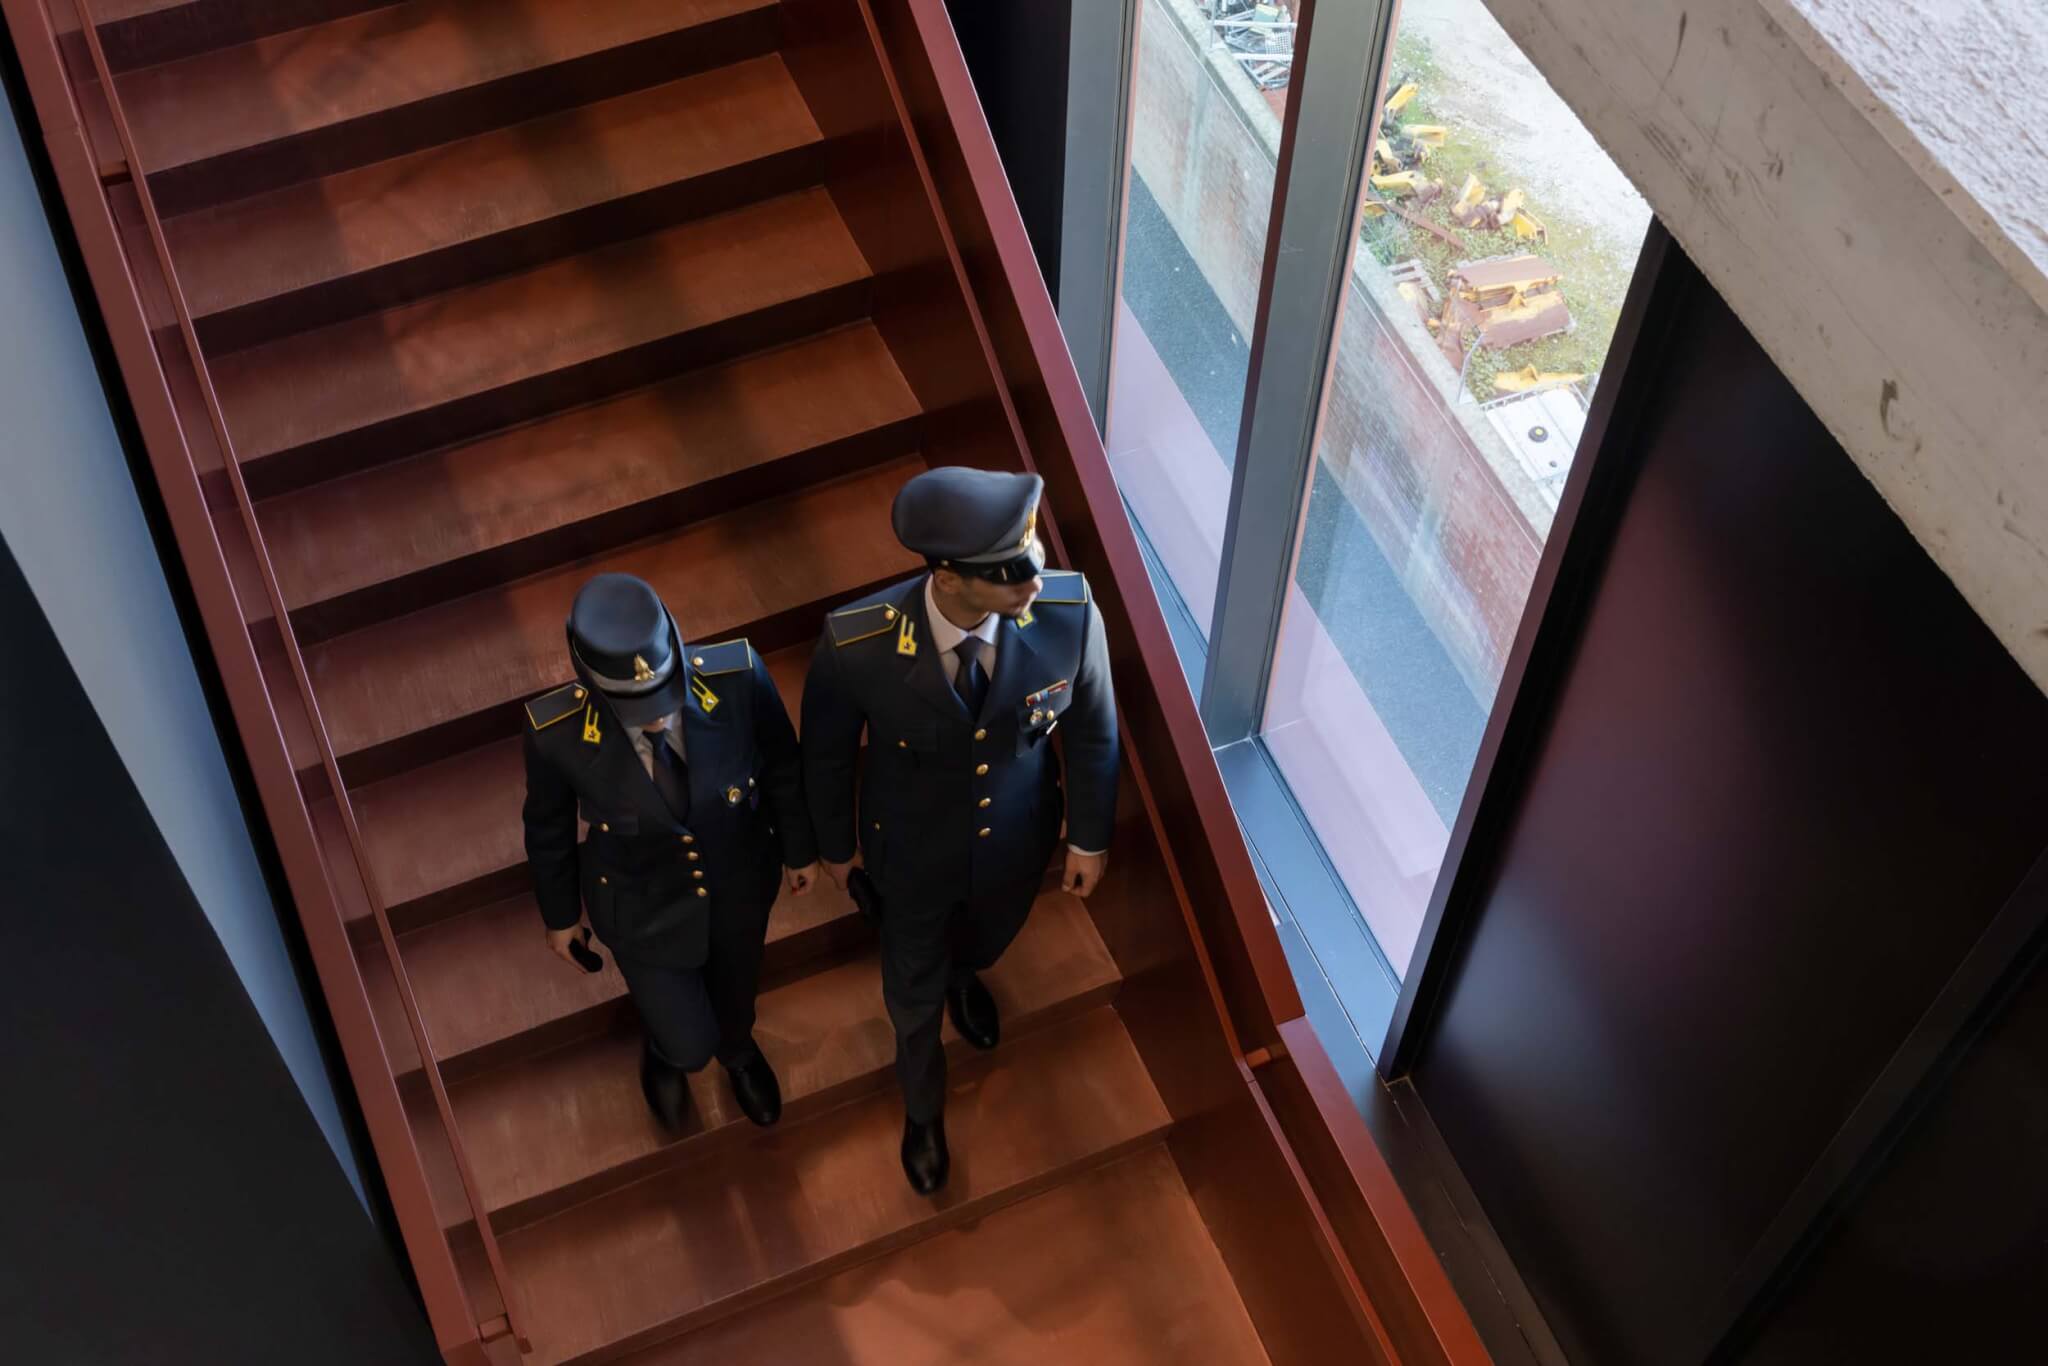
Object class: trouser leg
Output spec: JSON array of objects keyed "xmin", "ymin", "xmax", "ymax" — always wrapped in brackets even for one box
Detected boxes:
[
  {"xmin": 702, "ymin": 886, "xmax": 774, "ymax": 1068},
  {"xmin": 881, "ymin": 897, "xmax": 957, "ymax": 1122},
  {"xmin": 948, "ymin": 878, "xmax": 1040, "ymax": 985},
  {"xmin": 615, "ymin": 955, "xmax": 720, "ymax": 1073}
]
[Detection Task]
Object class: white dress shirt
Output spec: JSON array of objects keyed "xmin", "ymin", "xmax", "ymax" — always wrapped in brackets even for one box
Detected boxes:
[
  {"xmin": 923, "ymin": 577, "xmax": 1102, "ymax": 859},
  {"xmin": 628, "ymin": 714, "xmax": 687, "ymax": 778}
]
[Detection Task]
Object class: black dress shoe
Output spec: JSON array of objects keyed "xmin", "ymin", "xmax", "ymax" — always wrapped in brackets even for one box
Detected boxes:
[
  {"xmin": 901, "ymin": 1114, "xmax": 950, "ymax": 1195},
  {"xmin": 726, "ymin": 1053, "xmax": 783, "ymax": 1128},
  {"xmin": 947, "ymin": 973, "xmax": 1000, "ymax": 1051},
  {"xmin": 640, "ymin": 1040, "xmax": 692, "ymax": 1134}
]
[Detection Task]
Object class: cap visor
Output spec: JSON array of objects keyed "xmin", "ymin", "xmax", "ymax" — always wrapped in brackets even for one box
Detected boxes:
[{"xmin": 600, "ymin": 676, "xmax": 687, "ymax": 728}]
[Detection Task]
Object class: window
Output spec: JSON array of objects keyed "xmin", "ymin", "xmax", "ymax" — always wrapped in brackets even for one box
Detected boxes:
[
  {"xmin": 1066, "ymin": 0, "xmax": 1656, "ymax": 1048},
  {"xmin": 1103, "ymin": 0, "xmax": 1294, "ymax": 637},
  {"xmin": 1262, "ymin": 0, "xmax": 1650, "ymax": 974}
]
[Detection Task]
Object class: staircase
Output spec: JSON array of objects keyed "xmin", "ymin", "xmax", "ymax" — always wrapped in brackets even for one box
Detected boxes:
[
  {"xmin": 8, "ymin": 0, "xmax": 1494, "ymax": 1357},
  {"xmin": 56, "ymin": 1, "xmax": 1314, "ymax": 1362}
]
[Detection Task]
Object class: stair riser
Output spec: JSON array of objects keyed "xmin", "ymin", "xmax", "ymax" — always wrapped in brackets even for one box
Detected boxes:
[
  {"xmin": 561, "ymin": 1128, "xmax": 1169, "ymax": 1366},
  {"xmin": 287, "ymin": 415, "xmax": 921, "ymax": 644},
  {"xmin": 196, "ymin": 142, "xmax": 833, "ymax": 355},
  {"xmin": 95, "ymin": 0, "xmax": 395, "ymax": 73},
  {"xmin": 141, "ymin": 8, "xmax": 782, "ymax": 216},
  {"xmin": 241, "ymin": 279, "xmax": 875, "ymax": 499},
  {"xmin": 327, "ymin": 572, "xmax": 904, "ymax": 788},
  {"xmin": 402, "ymin": 907, "xmax": 874, "ymax": 1086},
  {"xmin": 352, "ymin": 748, "xmax": 869, "ymax": 941},
  {"xmin": 469, "ymin": 976, "xmax": 1119, "ymax": 1236}
]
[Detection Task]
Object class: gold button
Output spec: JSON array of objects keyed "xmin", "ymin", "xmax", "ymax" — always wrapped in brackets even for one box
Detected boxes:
[
  {"xmin": 687, "ymin": 851, "xmax": 699, "ymax": 862},
  {"xmin": 872, "ymin": 820, "xmax": 882, "ymax": 830},
  {"xmin": 978, "ymin": 797, "xmax": 991, "ymax": 808},
  {"xmin": 748, "ymin": 777, "xmax": 755, "ymax": 787},
  {"xmin": 897, "ymin": 739, "xmax": 908, "ymax": 749},
  {"xmin": 884, "ymin": 605, "xmax": 898, "ymax": 620},
  {"xmin": 693, "ymin": 655, "xmax": 704, "ymax": 666},
  {"xmin": 974, "ymin": 728, "xmax": 987, "ymax": 741},
  {"xmin": 975, "ymin": 763, "xmax": 989, "ymax": 775},
  {"xmin": 693, "ymin": 870, "xmax": 704, "ymax": 880},
  {"xmin": 696, "ymin": 887, "xmax": 709, "ymax": 898},
  {"xmin": 573, "ymin": 687, "xmax": 586, "ymax": 700},
  {"xmin": 978, "ymin": 827, "xmax": 992, "ymax": 838},
  {"xmin": 682, "ymin": 834, "xmax": 695, "ymax": 845},
  {"xmin": 598, "ymin": 875, "xmax": 608, "ymax": 885},
  {"xmin": 599, "ymin": 822, "xmax": 610, "ymax": 832}
]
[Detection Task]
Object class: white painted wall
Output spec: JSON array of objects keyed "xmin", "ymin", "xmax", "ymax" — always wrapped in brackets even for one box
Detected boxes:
[
  {"xmin": 0, "ymin": 89, "xmax": 364, "ymax": 1204},
  {"xmin": 1474, "ymin": 0, "xmax": 2048, "ymax": 694}
]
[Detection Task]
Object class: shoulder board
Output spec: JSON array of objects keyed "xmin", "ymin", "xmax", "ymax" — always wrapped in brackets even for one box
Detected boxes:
[
  {"xmin": 1035, "ymin": 570, "xmax": 1089, "ymax": 605},
  {"xmin": 828, "ymin": 601, "xmax": 902, "ymax": 647},
  {"xmin": 690, "ymin": 638, "xmax": 753, "ymax": 676},
  {"xmin": 525, "ymin": 683, "xmax": 586, "ymax": 731}
]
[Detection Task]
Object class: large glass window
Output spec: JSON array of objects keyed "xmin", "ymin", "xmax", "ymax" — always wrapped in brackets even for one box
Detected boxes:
[
  {"xmin": 1104, "ymin": 0, "xmax": 1294, "ymax": 636},
  {"xmin": 1260, "ymin": 0, "xmax": 1651, "ymax": 973}
]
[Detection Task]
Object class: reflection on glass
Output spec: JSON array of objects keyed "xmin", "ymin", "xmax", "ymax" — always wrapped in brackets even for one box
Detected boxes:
[
  {"xmin": 1262, "ymin": 0, "xmax": 1651, "ymax": 974},
  {"xmin": 1104, "ymin": 0, "xmax": 1295, "ymax": 634}
]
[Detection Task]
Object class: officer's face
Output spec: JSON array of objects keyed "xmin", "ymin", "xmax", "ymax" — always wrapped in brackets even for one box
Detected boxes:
[{"xmin": 956, "ymin": 571, "xmax": 1041, "ymax": 619}]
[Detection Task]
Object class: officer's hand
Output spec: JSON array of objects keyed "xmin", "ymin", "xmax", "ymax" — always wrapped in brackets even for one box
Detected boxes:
[
  {"xmin": 786, "ymin": 862, "xmax": 821, "ymax": 897},
  {"xmin": 1062, "ymin": 849, "xmax": 1107, "ymax": 899},
  {"xmin": 823, "ymin": 858, "xmax": 857, "ymax": 889},
  {"xmin": 546, "ymin": 923, "xmax": 591, "ymax": 968}
]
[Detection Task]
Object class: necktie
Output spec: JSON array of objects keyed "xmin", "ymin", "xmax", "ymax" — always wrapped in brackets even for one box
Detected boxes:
[
  {"xmin": 955, "ymin": 636, "xmax": 991, "ymax": 718},
  {"xmin": 649, "ymin": 730, "xmax": 690, "ymax": 822}
]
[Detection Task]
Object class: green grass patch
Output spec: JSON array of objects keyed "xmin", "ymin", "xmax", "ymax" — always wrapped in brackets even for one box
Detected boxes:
[{"xmin": 1365, "ymin": 31, "xmax": 1632, "ymax": 403}]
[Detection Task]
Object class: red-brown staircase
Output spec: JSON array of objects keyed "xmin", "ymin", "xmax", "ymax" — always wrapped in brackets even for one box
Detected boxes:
[{"xmin": 7, "ymin": 0, "xmax": 1491, "ymax": 1361}]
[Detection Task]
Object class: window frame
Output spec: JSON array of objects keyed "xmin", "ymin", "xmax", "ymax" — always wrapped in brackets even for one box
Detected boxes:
[{"xmin": 1060, "ymin": 0, "xmax": 1669, "ymax": 1079}]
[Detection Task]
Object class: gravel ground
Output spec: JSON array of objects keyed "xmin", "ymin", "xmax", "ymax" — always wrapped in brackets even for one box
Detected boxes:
[{"xmin": 1395, "ymin": 0, "xmax": 1650, "ymax": 259}]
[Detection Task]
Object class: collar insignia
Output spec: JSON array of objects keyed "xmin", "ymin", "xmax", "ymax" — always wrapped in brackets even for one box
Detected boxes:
[
  {"xmin": 690, "ymin": 673, "xmax": 720, "ymax": 714},
  {"xmin": 896, "ymin": 614, "xmax": 918, "ymax": 657},
  {"xmin": 581, "ymin": 704, "xmax": 602, "ymax": 746}
]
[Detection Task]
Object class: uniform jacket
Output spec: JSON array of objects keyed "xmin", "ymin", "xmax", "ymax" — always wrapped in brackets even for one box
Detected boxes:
[
  {"xmin": 522, "ymin": 639, "xmax": 816, "ymax": 969},
  {"xmin": 801, "ymin": 571, "xmax": 1118, "ymax": 906}
]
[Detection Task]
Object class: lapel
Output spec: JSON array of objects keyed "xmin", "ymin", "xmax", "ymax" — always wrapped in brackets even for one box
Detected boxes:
[
  {"xmin": 902, "ymin": 578, "xmax": 972, "ymax": 723},
  {"xmin": 677, "ymin": 657, "xmax": 726, "ymax": 814},
  {"xmin": 980, "ymin": 611, "xmax": 1042, "ymax": 725},
  {"xmin": 585, "ymin": 694, "xmax": 686, "ymax": 830}
]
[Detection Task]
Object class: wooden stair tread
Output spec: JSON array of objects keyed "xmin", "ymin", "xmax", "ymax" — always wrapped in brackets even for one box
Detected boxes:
[
  {"xmin": 502, "ymin": 1008, "xmax": 1171, "ymax": 1366},
  {"xmin": 345, "ymin": 647, "xmax": 812, "ymax": 919},
  {"xmin": 448, "ymin": 891, "xmax": 1118, "ymax": 1227},
  {"xmin": 260, "ymin": 326, "xmax": 918, "ymax": 615},
  {"xmin": 116, "ymin": 0, "xmax": 771, "ymax": 175},
  {"xmin": 165, "ymin": 57, "xmax": 823, "ymax": 329},
  {"xmin": 372, "ymin": 881, "xmax": 858, "ymax": 1077},
  {"xmin": 210, "ymin": 187, "xmax": 871, "ymax": 466},
  {"xmin": 630, "ymin": 1147, "xmax": 1273, "ymax": 1366},
  {"xmin": 305, "ymin": 457, "xmax": 921, "ymax": 762}
]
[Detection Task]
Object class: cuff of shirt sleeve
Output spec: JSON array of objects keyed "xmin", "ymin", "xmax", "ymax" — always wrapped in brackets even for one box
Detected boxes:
[{"xmin": 1066, "ymin": 844, "xmax": 1106, "ymax": 857}]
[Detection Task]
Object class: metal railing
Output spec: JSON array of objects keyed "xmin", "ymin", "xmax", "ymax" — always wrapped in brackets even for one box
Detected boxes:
[{"xmin": 70, "ymin": 5, "xmax": 531, "ymax": 1353}]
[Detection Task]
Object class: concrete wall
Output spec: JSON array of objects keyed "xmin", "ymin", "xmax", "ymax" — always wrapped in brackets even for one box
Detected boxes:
[
  {"xmin": 1129, "ymin": 0, "xmax": 1542, "ymax": 699},
  {"xmin": 1473, "ymin": 0, "xmax": 2048, "ymax": 695},
  {"xmin": 0, "ymin": 84, "xmax": 362, "ymax": 1202}
]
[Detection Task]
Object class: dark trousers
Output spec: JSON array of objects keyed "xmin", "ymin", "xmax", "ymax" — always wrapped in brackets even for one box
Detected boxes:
[
  {"xmin": 614, "ymin": 890, "xmax": 773, "ymax": 1072},
  {"xmin": 880, "ymin": 877, "xmax": 1037, "ymax": 1121}
]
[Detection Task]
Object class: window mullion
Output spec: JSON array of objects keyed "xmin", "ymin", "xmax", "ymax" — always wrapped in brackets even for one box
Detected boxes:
[{"xmin": 1199, "ymin": 0, "xmax": 1401, "ymax": 744}]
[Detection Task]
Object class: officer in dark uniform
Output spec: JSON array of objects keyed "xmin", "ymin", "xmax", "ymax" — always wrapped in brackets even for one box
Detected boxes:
[
  {"xmin": 523, "ymin": 573, "xmax": 819, "ymax": 1133},
  {"xmin": 802, "ymin": 467, "xmax": 1119, "ymax": 1194}
]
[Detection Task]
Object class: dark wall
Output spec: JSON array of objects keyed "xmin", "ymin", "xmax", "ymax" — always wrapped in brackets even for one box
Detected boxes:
[
  {"xmin": 943, "ymin": 0, "xmax": 1069, "ymax": 294},
  {"xmin": 1736, "ymin": 931, "xmax": 2048, "ymax": 1365},
  {"xmin": 1409, "ymin": 254, "xmax": 2048, "ymax": 1365},
  {"xmin": 0, "ymin": 533, "xmax": 439, "ymax": 1365}
]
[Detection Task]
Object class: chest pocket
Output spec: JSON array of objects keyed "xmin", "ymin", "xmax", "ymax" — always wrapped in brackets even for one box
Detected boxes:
[
  {"xmin": 889, "ymin": 719, "xmax": 941, "ymax": 766},
  {"xmin": 579, "ymin": 801, "xmax": 638, "ymax": 837},
  {"xmin": 1016, "ymin": 680, "xmax": 1073, "ymax": 752}
]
